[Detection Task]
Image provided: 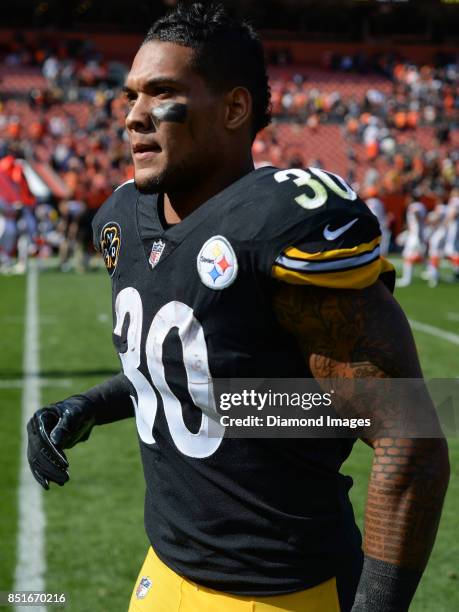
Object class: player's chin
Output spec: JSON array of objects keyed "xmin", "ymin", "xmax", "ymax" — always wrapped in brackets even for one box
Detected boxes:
[{"xmin": 134, "ymin": 167, "xmax": 165, "ymax": 194}]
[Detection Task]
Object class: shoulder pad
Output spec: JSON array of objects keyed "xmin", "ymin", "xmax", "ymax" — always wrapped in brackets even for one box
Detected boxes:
[{"xmin": 254, "ymin": 167, "xmax": 395, "ymax": 291}]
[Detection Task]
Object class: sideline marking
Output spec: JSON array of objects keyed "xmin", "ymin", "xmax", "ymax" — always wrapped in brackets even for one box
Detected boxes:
[
  {"xmin": 14, "ymin": 261, "xmax": 47, "ymax": 612},
  {"xmin": 409, "ymin": 319, "xmax": 459, "ymax": 346},
  {"xmin": 0, "ymin": 379, "xmax": 72, "ymax": 390}
]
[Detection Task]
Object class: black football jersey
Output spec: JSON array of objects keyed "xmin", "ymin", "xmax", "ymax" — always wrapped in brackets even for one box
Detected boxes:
[{"xmin": 92, "ymin": 167, "xmax": 394, "ymax": 597}]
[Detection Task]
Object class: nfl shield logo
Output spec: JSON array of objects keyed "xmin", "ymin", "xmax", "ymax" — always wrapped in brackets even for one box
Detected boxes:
[
  {"xmin": 149, "ymin": 239, "xmax": 166, "ymax": 269},
  {"xmin": 136, "ymin": 576, "xmax": 152, "ymax": 600}
]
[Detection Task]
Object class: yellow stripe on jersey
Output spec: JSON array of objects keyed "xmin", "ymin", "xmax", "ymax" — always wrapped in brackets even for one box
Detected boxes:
[
  {"xmin": 284, "ymin": 236, "xmax": 381, "ymax": 261},
  {"xmin": 272, "ymin": 257, "xmax": 394, "ymax": 290}
]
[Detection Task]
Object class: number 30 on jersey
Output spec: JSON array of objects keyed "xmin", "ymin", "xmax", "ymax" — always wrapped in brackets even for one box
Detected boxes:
[
  {"xmin": 113, "ymin": 287, "xmax": 224, "ymax": 458},
  {"xmin": 274, "ymin": 167, "xmax": 357, "ymax": 209}
]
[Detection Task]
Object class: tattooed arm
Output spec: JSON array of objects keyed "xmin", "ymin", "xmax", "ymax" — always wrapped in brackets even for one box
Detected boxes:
[{"xmin": 273, "ymin": 280, "xmax": 450, "ymax": 611}]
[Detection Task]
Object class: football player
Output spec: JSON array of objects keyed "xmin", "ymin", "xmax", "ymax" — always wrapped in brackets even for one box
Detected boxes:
[
  {"xmin": 444, "ymin": 191, "xmax": 459, "ymax": 280},
  {"xmin": 27, "ymin": 4, "xmax": 449, "ymax": 611},
  {"xmin": 396, "ymin": 201, "xmax": 427, "ymax": 288},
  {"xmin": 424, "ymin": 203, "xmax": 448, "ymax": 287}
]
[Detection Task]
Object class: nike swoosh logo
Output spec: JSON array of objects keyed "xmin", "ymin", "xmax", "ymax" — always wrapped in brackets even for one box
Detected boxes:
[{"xmin": 323, "ymin": 218, "xmax": 358, "ymax": 241}]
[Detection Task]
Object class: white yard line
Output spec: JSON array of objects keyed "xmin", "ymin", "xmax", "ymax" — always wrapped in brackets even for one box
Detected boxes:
[
  {"xmin": 409, "ymin": 319, "xmax": 459, "ymax": 346},
  {"xmin": 14, "ymin": 261, "xmax": 47, "ymax": 612},
  {"xmin": 0, "ymin": 379, "xmax": 72, "ymax": 390}
]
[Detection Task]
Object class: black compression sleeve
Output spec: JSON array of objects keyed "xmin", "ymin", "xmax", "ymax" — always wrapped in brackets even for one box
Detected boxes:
[
  {"xmin": 77, "ymin": 372, "xmax": 134, "ymax": 425},
  {"xmin": 352, "ymin": 555, "xmax": 422, "ymax": 612}
]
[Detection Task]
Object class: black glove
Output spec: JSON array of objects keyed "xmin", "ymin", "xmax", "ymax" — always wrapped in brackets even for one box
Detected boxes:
[
  {"xmin": 27, "ymin": 373, "xmax": 133, "ymax": 490},
  {"xmin": 27, "ymin": 396, "xmax": 96, "ymax": 490}
]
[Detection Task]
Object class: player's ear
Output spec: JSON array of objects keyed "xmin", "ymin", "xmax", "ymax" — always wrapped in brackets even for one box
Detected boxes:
[{"xmin": 224, "ymin": 87, "xmax": 252, "ymax": 132}]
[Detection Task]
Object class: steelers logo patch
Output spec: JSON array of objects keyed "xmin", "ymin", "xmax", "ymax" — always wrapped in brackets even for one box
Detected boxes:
[
  {"xmin": 197, "ymin": 235, "xmax": 238, "ymax": 290},
  {"xmin": 100, "ymin": 222, "xmax": 121, "ymax": 276}
]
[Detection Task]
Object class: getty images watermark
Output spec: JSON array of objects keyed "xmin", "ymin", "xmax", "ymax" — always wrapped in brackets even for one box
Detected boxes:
[
  {"xmin": 218, "ymin": 388, "xmax": 372, "ymax": 428},
  {"xmin": 206, "ymin": 378, "xmax": 459, "ymax": 438}
]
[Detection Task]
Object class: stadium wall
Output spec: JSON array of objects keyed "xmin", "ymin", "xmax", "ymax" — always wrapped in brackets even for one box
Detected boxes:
[
  {"xmin": 0, "ymin": 30, "xmax": 457, "ymax": 65},
  {"xmin": 263, "ymin": 39, "xmax": 459, "ymax": 66}
]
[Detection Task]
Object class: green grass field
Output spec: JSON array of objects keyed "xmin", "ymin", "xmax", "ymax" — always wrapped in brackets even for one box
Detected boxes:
[{"xmin": 0, "ymin": 263, "xmax": 457, "ymax": 611}]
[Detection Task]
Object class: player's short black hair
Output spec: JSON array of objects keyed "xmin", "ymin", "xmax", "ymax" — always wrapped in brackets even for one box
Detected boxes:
[{"xmin": 143, "ymin": 2, "xmax": 271, "ymax": 139}]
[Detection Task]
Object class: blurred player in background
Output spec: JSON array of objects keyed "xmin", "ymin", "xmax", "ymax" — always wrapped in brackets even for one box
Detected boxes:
[
  {"xmin": 35, "ymin": 202, "xmax": 61, "ymax": 259},
  {"xmin": 444, "ymin": 191, "xmax": 459, "ymax": 281},
  {"xmin": 396, "ymin": 201, "xmax": 426, "ymax": 288},
  {"xmin": 57, "ymin": 198, "xmax": 87, "ymax": 272},
  {"xmin": 424, "ymin": 203, "xmax": 447, "ymax": 288},
  {"xmin": 0, "ymin": 199, "xmax": 19, "ymax": 272}
]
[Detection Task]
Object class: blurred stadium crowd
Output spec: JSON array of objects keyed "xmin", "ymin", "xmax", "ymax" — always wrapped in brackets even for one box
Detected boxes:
[{"xmin": 0, "ymin": 33, "xmax": 458, "ymax": 284}]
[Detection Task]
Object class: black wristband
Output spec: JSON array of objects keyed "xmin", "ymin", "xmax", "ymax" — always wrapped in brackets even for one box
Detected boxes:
[
  {"xmin": 351, "ymin": 555, "xmax": 423, "ymax": 612},
  {"xmin": 79, "ymin": 372, "xmax": 134, "ymax": 425}
]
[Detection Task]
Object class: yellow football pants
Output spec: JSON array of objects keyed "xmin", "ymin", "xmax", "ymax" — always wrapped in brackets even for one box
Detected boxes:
[{"xmin": 129, "ymin": 547, "xmax": 341, "ymax": 611}]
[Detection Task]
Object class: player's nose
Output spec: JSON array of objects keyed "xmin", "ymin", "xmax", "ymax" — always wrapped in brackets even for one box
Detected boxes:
[{"xmin": 126, "ymin": 96, "xmax": 155, "ymax": 133}]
